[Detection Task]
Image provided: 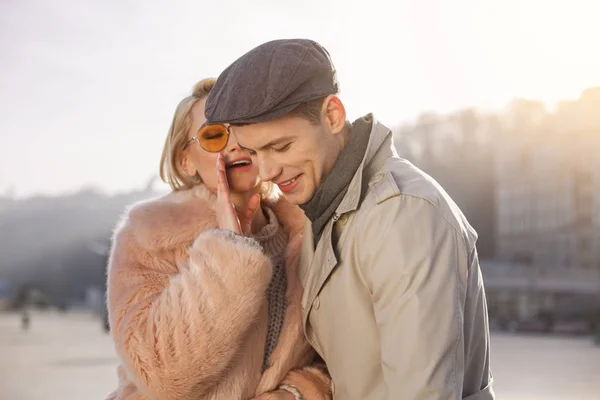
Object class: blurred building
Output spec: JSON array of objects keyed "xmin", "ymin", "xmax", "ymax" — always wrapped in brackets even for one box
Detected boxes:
[
  {"xmin": 486, "ymin": 88, "xmax": 600, "ymax": 327},
  {"xmin": 495, "ymin": 88, "xmax": 600, "ymax": 270},
  {"xmin": 394, "ymin": 112, "xmax": 496, "ymax": 259},
  {"xmin": 0, "ymin": 177, "xmax": 164, "ymax": 308}
]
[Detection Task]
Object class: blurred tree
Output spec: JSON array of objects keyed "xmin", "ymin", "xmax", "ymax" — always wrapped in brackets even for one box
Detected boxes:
[
  {"xmin": 505, "ymin": 98, "xmax": 548, "ymax": 136},
  {"xmin": 452, "ymin": 108, "xmax": 479, "ymax": 146},
  {"xmin": 414, "ymin": 112, "xmax": 442, "ymax": 161}
]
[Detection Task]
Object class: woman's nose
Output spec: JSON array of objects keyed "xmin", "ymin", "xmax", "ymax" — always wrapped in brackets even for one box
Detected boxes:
[{"xmin": 225, "ymin": 134, "xmax": 242, "ymax": 152}]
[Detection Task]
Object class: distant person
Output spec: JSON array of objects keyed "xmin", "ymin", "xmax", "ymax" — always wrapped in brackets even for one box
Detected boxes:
[
  {"xmin": 203, "ymin": 39, "xmax": 495, "ymax": 399},
  {"xmin": 20, "ymin": 308, "xmax": 30, "ymax": 331},
  {"xmin": 101, "ymin": 308, "xmax": 110, "ymax": 333},
  {"xmin": 105, "ymin": 78, "xmax": 331, "ymax": 400},
  {"xmin": 594, "ymin": 311, "xmax": 600, "ymax": 346},
  {"xmin": 20, "ymin": 287, "xmax": 32, "ymax": 331}
]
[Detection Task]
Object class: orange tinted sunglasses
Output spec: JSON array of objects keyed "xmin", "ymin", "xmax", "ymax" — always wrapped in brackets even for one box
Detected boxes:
[{"xmin": 184, "ymin": 123, "xmax": 230, "ymax": 153}]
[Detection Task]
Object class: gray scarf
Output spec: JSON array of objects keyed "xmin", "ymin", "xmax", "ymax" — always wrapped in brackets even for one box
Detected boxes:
[{"xmin": 300, "ymin": 115, "xmax": 372, "ymax": 245}]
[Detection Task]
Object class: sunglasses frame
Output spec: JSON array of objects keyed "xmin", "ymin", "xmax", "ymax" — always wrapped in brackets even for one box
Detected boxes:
[{"xmin": 183, "ymin": 123, "xmax": 231, "ymax": 153}]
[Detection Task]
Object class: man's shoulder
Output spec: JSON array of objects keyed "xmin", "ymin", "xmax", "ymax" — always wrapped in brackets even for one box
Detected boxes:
[
  {"xmin": 363, "ymin": 156, "xmax": 478, "ymax": 246},
  {"xmin": 366, "ymin": 157, "xmax": 438, "ymax": 205}
]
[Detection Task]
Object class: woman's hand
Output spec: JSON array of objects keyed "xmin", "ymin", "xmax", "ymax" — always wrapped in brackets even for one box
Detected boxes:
[
  {"xmin": 216, "ymin": 153, "xmax": 260, "ymax": 235},
  {"xmin": 252, "ymin": 389, "xmax": 296, "ymax": 400}
]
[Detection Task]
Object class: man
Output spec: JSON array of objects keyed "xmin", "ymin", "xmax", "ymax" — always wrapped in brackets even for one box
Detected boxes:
[{"xmin": 205, "ymin": 39, "xmax": 495, "ymax": 400}]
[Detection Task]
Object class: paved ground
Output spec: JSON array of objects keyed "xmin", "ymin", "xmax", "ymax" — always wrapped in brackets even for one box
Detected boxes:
[{"xmin": 1, "ymin": 311, "xmax": 599, "ymax": 399}]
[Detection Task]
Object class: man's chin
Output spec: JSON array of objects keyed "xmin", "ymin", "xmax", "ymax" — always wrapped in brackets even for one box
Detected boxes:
[
  {"xmin": 282, "ymin": 189, "xmax": 313, "ymax": 206},
  {"xmin": 280, "ymin": 192, "xmax": 299, "ymax": 205}
]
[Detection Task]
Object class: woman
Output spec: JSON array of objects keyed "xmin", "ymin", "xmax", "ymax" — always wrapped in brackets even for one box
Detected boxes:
[{"xmin": 106, "ymin": 78, "xmax": 331, "ymax": 400}]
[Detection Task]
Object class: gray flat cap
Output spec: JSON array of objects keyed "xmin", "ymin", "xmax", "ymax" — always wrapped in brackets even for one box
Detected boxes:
[{"xmin": 205, "ymin": 39, "xmax": 339, "ymax": 125}]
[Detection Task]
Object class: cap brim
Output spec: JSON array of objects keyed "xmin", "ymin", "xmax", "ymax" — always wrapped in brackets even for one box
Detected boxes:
[{"xmin": 207, "ymin": 103, "xmax": 299, "ymax": 126}]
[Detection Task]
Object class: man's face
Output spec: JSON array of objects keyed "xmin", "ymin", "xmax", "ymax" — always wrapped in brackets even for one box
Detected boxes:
[{"xmin": 231, "ymin": 116, "xmax": 339, "ymax": 205}]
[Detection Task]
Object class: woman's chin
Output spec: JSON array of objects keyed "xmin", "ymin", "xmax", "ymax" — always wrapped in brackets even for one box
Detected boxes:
[{"xmin": 228, "ymin": 178, "xmax": 261, "ymax": 194}]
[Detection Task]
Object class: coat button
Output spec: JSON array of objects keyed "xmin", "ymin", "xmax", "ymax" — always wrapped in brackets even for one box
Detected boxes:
[
  {"xmin": 313, "ymin": 296, "xmax": 320, "ymax": 310},
  {"xmin": 338, "ymin": 214, "xmax": 349, "ymax": 226},
  {"xmin": 372, "ymin": 173, "xmax": 384, "ymax": 183}
]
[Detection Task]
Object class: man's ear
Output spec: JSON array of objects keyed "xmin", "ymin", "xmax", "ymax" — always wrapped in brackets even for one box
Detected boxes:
[{"xmin": 323, "ymin": 95, "xmax": 346, "ymax": 135}]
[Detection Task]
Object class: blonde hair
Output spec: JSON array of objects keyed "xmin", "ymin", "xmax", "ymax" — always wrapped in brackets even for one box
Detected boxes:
[{"xmin": 160, "ymin": 78, "xmax": 216, "ymax": 191}]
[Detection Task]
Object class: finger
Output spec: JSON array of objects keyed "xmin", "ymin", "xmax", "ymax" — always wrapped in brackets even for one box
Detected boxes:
[
  {"xmin": 246, "ymin": 194, "xmax": 261, "ymax": 221},
  {"xmin": 242, "ymin": 194, "xmax": 261, "ymax": 235},
  {"xmin": 216, "ymin": 153, "xmax": 230, "ymax": 197},
  {"xmin": 252, "ymin": 394, "xmax": 273, "ymax": 400},
  {"xmin": 215, "ymin": 153, "xmax": 242, "ymax": 234},
  {"xmin": 255, "ymin": 391, "xmax": 291, "ymax": 400},
  {"xmin": 216, "ymin": 153, "xmax": 226, "ymax": 190}
]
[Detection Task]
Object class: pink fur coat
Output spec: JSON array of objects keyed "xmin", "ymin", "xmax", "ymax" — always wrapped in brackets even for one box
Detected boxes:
[{"xmin": 105, "ymin": 184, "xmax": 330, "ymax": 400}]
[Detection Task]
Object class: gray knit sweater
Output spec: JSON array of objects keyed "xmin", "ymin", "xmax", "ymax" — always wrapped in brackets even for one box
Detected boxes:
[{"xmin": 252, "ymin": 207, "xmax": 288, "ymax": 371}]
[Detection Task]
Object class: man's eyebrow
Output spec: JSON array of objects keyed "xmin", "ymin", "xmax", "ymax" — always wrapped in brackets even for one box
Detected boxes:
[{"xmin": 240, "ymin": 136, "xmax": 295, "ymax": 151}]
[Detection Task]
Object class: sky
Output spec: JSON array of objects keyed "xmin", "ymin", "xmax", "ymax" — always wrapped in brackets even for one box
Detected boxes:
[{"xmin": 1, "ymin": 0, "xmax": 599, "ymax": 198}]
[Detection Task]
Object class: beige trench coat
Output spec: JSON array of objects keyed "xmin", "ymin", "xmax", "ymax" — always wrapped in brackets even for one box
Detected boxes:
[{"xmin": 299, "ymin": 116, "xmax": 495, "ymax": 399}]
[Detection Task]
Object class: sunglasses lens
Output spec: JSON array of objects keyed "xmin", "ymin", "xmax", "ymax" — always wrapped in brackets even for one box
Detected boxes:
[{"xmin": 198, "ymin": 125, "xmax": 229, "ymax": 152}]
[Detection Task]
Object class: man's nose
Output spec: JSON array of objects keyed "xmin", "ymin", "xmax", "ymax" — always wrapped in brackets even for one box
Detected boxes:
[{"xmin": 257, "ymin": 155, "xmax": 280, "ymax": 182}]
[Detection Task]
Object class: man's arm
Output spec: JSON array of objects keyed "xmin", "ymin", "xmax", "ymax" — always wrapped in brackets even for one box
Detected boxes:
[{"xmin": 359, "ymin": 194, "xmax": 468, "ymax": 399}]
